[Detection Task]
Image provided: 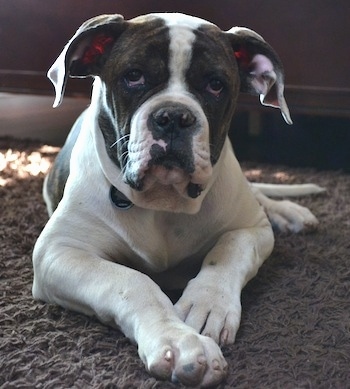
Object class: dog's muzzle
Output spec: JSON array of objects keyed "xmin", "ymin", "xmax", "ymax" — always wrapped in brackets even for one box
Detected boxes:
[
  {"xmin": 123, "ymin": 101, "xmax": 210, "ymax": 200},
  {"xmin": 147, "ymin": 103, "xmax": 198, "ymax": 170},
  {"xmin": 149, "ymin": 105, "xmax": 203, "ymax": 197}
]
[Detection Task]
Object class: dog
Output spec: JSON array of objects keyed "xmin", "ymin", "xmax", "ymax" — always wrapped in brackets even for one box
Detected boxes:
[{"xmin": 32, "ymin": 13, "xmax": 323, "ymax": 387}]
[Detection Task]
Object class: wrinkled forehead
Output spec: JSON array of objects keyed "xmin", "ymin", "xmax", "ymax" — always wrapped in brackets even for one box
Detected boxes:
[
  {"xmin": 125, "ymin": 13, "xmax": 227, "ymax": 80},
  {"xmin": 128, "ymin": 12, "xmax": 217, "ymax": 49},
  {"xmin": 156, "ymin": 14, "xmax": 215, "ymax": 86}
]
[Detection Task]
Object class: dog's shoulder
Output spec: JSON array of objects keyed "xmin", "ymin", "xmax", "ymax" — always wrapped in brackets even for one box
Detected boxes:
[{"xmin": 44, "ymin": 111, "xmax": 87, "ymax": 215}]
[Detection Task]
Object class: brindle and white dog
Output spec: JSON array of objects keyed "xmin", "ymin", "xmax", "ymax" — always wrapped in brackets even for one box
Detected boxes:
[{"xmin": 33, "ymin": 13, "xmax": 323, "ymax": 387}]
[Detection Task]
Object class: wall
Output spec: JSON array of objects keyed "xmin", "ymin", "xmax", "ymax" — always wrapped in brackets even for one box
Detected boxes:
[{"xmin": 0, "ymin": 94, "xmax": 89, "ymax": 145}]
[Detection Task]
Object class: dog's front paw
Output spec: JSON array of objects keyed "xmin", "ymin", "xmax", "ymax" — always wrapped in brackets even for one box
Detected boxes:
[
  {"xmin": 265, "ymin": 199, "xmax": 319, "ymax": 233},
  {"xmin": 138, "ymin": 323, "xmax": 227, "ymax": 387},
  {"xmin": 174, "ymin": 280, "xmax": 241, "ymax": 346}
]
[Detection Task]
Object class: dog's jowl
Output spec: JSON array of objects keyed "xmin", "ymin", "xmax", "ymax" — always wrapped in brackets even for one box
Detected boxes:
[{"xmin": 33, "ymin": 13, "xmax": 320, "ymax": 387}]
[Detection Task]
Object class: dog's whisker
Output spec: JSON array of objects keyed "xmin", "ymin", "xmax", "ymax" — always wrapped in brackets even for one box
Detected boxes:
[
  {"xmin": 116, "ymin": 151, "xmax": 130, "ymax": 179},
  {"xmin": 111, "ymin": 134, "xmax": 129, "ymax": 147},
  {"xmin": 120, "ymin": 150, "xmax": 129, "ymax": 165},
  {"xmin": 110, "ymin": 134, "xmax": 130, "ymax": 149},
  {"xmin": 117, "ymin": 159, "xmax": 131, "ymax": 181}
]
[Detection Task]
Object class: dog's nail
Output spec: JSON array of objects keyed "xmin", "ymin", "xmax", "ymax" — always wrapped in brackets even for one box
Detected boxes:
[
  {"xmin": 213, "ymin": 359, "xmax": 221, "ymax": 371},
  {"xmin": 197, "ymin": 355, "xmax": 207, "ymax": 366},
  {"xmin": 165, "ymin": 350, "xmax": 173, "ymax": 362},
  {"xmin": 220, "ymin": 328, "xmax": 229, "ymax": 345}
]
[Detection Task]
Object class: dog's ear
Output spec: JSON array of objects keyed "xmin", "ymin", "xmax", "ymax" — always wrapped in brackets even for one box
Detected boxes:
[
  {"xmin": 226, "ymin": 27, "xmax": 292, "ymax": 124},
  {"xmin": 48, "ymin": 14, "xmax": 126, "ymax": 107}
]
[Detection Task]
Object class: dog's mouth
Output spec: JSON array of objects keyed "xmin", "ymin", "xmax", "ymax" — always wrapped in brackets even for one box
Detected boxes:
[
  {"xmin": 149, "ymin": 153, "xmax": 204, "ymax": 198},
  {"xmin": 151, "ymin": 153, "xmax": 186, "ymax": 170},
  {"xmin": 124, "ymin": 151, "xmax": 204, "ymax": 199},
  {"xmin": 150, "ymin": 143, "xmax": 195, "ymax": 170}
]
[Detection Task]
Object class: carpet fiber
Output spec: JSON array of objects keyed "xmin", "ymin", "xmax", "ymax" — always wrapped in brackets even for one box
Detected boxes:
[{"xmin": 1, "ymin": 137, "xmax": 350, "ymax": 388}]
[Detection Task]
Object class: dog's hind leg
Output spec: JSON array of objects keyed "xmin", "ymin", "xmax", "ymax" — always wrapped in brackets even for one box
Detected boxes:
[{"xmin": 251, "ymin": 185, "xmax": 321, "ymax": 233}]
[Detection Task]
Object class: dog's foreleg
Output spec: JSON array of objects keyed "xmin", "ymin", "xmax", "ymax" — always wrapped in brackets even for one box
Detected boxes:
[
  {"xmin": 175, "ymin": 221, "xmax": 274, "ymax": 346},
  {"xmin": 32, "ymin": 246, "xmax": 227, "ymax": 387}
]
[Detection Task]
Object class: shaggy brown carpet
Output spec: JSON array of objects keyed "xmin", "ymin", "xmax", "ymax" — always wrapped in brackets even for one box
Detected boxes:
[{"xmin": 1, "ymin": 136, "xmax": 350, "ymax": 388}]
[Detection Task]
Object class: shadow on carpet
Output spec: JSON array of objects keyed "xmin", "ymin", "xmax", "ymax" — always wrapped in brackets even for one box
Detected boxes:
[{"xmin": 1, "ymin": 137, "xmax": 350, "ymax": 388}]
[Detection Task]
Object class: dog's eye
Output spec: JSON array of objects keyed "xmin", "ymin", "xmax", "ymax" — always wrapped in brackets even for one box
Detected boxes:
[
  {"xmin": 125, "ymin": 70, "xmax": 145, "ymax": 87},
  {"xmin": 206, "ymin": 79, "xmax": 224, "ymax": 97}
]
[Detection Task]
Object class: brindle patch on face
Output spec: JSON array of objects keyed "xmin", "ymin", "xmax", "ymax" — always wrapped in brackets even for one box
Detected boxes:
[
  {"xmin": 98, "ymin": 105, "xmax": 124, "ymax": 169},
  {"xmin": 186, "ymin": 25, "xmax": 240, "ymax": 164},
  {"xmin": 98, "ymin": 17, "xmax": 171, "ymax": 170}
]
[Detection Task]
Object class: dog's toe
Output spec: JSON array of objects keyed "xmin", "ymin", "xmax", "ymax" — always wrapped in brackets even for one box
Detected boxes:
[
  {"xmin": 145, "ymin": 347, "xmax": 175, "ymax": 381},
  {"xmin": 139, "ymin": 325, "xmax": 227, "ymax": 387}
]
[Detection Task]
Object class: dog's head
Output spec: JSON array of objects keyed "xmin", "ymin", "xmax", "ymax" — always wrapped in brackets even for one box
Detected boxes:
[{"xmin": 49, "ymin": 13, "xmax": 291, "ymax": 213}]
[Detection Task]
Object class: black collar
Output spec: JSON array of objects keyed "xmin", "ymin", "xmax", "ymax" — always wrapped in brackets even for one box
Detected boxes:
[{"xmin": 109, "ymin": 185, "xmax": 134, "ymax": 210}]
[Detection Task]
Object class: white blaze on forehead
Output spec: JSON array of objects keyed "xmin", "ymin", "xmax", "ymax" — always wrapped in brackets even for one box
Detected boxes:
[{"xmin": 154, "ymin": 13, "xmax": 214, "ymax": 92}]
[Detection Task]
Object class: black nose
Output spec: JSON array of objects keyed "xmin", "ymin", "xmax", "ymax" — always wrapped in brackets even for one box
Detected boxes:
[{"xmin": 150, "ymin": 106, "xmax": 196, "ymax": 134}]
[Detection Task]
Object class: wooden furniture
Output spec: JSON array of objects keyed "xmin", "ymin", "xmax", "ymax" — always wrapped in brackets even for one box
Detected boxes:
[{"xmin": 1, "ymin": 0, "xmax": 349, "ymax": 117}]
